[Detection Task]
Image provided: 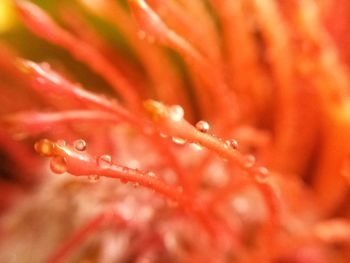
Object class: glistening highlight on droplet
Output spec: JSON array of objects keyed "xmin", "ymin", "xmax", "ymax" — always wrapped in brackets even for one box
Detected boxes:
[
  {"xmin": 34, "ymin": 139, "xmax": 55, "ymax": 157},
  {"xmin": 50, "ymin": 156, "xmax": 67, "ymax": 174},
  {"xmin": 97, "ymin": 155, "xmax": 112, "ymax": 169},
  {"xmin": 195, "ymin": 120, "xmax": 210, "ymax": 133},
  {"xmin": 73, "ymin": 139, "xmax": 87, "ymax": 151}
]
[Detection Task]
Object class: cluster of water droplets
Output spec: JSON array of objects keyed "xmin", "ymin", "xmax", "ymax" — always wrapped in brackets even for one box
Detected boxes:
[
  {"xmin": 56, "ymin": 139, "xmax": 66, "ymax": 147},
  {"xmin": 34, "ymin": 139, "xmax": 67, "ymax": 175},
  {"xmin": 50, "ymin": 139, "xmax": 89, "ymax": 176}
]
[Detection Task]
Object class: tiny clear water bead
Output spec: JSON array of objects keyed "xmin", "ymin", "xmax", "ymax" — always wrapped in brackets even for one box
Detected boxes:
[
  {"xmin": 172, "ymin": 137, "xmax": 187, "ymax": 145},
  {"xmin": 147, "ymin": 171, "xmax": 156, "ymax": 177},
  {"xmin": 225, "ymin": 139, "xmax": 238, "ymax": 150},
  {"xmin": 190, "ymin": 143, "xmax": 203, "ymax": 151},
  {"xmin": 50, "ymin": 156, "xmax": 67, "ymax": 174},
  {"xmin": 34, "ymin": 139, "xmax": 55, "ymax": 157},
  {"xmin": 73, "ymin": 139, "xmax": 87, "ymax": 151},
  {"xmin": 195, "ymin": 120, "xmax": 210, "ymax": 133},
  {"xmin": 168, "ymin": 105, "xmax": 184, "ymax": 122},
  {"xmin": 97, "ymin": 155, "xmax": 112, "ymax": 169},
  {"xmin": 244, "ymin": 155, "xmax": 256, "ymax": 168},
  {"xmin": 256, "ymin": 167, "xmax": 269, "ymax": 183},
  {"xmin": 56, "ymin": 140, "xmax": 66, "ymax": 147}
]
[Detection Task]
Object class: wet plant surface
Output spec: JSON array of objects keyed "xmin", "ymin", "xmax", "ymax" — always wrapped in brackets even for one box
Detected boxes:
[{"xmin": 1, "ymin": 0, "xmax": 350, "ymax": 262}]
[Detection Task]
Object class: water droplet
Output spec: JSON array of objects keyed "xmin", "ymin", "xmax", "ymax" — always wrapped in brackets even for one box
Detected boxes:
[
  {"xmin": 190, "ymin": 143, "xmax": 203, "ymax": 151},
  {"xmin": 97, "ymin": 155, "xmax": 112, "ymax": 169},
  {"xmin": 195, "ymin": 120, "xmax": 210, "ymax": 133},
  {"xmin": 225, "ymin": 139, "xmax": 238, "ymax": 150},
  {"xmin": 88, "ymin": 175, "xmax": 100, "ymax": 183},
  {"xmin": 73, "ymin": 139, "xmax": 87, "ymax": 151},
  {"xmin": 34, "ymin": 139, "xmax": 55, "ymax": 157},
  {"xmin": 50, "ymin": 156, "xmax": 67, "ymax": 174},
  {"xmin": 168, "ymin": 105, "xmax": 184, "ymax": 122},
  {"xmin": 172, "ymin": 137, "xmax": 186, "ymax": 145},
  {"xmin": 243, "ymin": 155, "xmax": 256, "ymax": 168},
  {"xmin": 147, "ymin": 171, "xmax": 156, "ymax": 177},
  {"xmin": 160, "ymin": 132, "xmax": 168, "ymax": 138},
  {"xmin": 256, "ymin": 166, "xmax": 269, "ymax": 183},
  {"xmin": 56, "ymin": 140, "xmax": 66, "ymax": 147}
]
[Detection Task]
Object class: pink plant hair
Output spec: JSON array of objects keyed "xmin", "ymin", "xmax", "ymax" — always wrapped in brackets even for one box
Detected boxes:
[{"xmin": 1, "ymin": 0, "xmax": 350, "ymax": 262}]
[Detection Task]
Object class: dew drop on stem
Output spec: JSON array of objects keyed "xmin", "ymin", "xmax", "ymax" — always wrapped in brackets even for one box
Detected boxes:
[
  {"xmin": 190, "ymin": 143, "xmax": 203, "ymax": 151},
  {"xmin": 172, "ymin": 137, "xmax": 186, "ymax": 145},
  {"xmin": 147, "ymin": 171, "xmax": 156, "ymax": 177},
  {"xmin": 56, "ymin": 140, "xmax": 66, "ymax": 147},
  {"xmin": 73, "ymin": 139, "xmax": 87, "ymax": 151},
  {"xmin": 244, "ymin": 154, "xmax": 256, "ymax": 168},
  {"xmin": 97, "ymin": 155, "xmax": 112, "ymax": 169},
  {"xmin": 168, "ymin": 105, "xmax": 184, "ymax": 122},
  {"xmin": 50, "ymin": 156, "xmax": 67, "ymax": 174},
  {"xmin": 255, "ymin": 167, "xmax": 270, "ymax": 183},
  {"xmin": 195, "ymin": 120, "xmax": 210, "ymax": 133},
  {"xmin": 34, "ymin": 139, "xmax": 55, "ymax": 156},
  {"xmin": 225, "ymin": 139, "xmax": 238, "ymax": 150}
]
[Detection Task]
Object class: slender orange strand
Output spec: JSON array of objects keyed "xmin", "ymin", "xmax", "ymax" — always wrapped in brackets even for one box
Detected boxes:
[
  {"xmin": 35, "ymin": 139, "xmax": 216, "ymax": 236},
  {"xmin": 3, "ymin": 110, "xmax": 120, "ymax": 134},
  {"xmin": 212, "ymin": 0, "xmax": 272, "ymax": 125},
  {"xmin": 46, "ymin": 212, "xmax": 111, "ymax": 263},
  {"xmin": 249, "ymin": 0, "xmax": 319, "ymax": 175},
  {"xmin": 81, "ymin": 0, "xmax": 193, "ymax": 119},
  {"xmin": 144, "ymin": 101, "xmax": 280, "ymax": 240},
  {"xmin": 16, "ymin": 1, "xmax": 141, "ymax": 111},
  {"xmin": 21, "ymin": 60, "xmax": 190, "ymax": 193},
  {"xmin": 284, "ymin": 0, "xmax": 350, "ymax": 213},
  {"xmin": 130, "ymin": 0, "xmax": 238, "ymax": 127}
]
